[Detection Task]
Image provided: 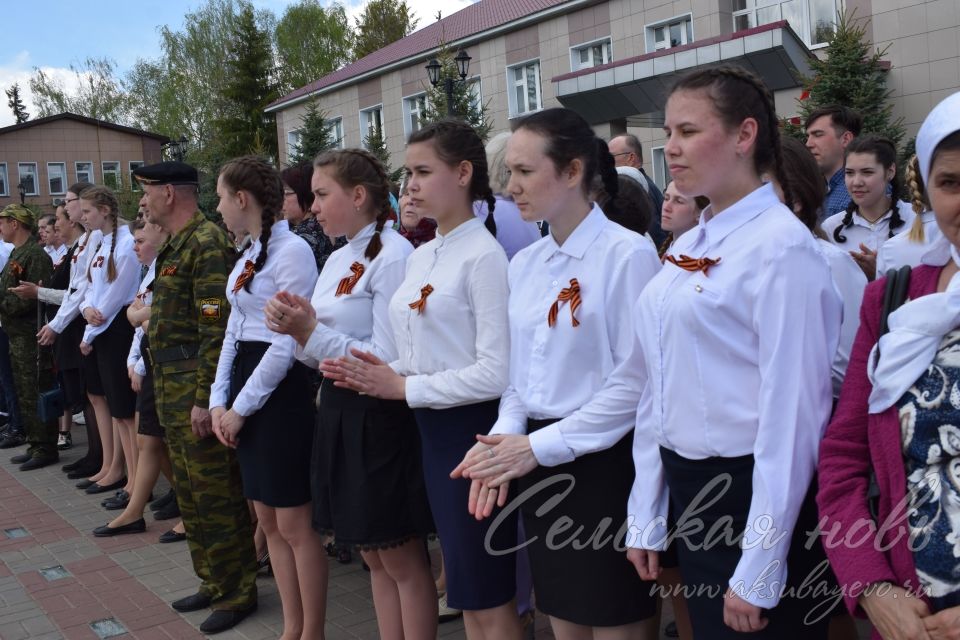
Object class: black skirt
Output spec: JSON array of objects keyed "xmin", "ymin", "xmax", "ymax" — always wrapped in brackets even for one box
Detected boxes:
[
  {"xmin": 229, "ymin": 341, "xmax": 315, "ymax": 508},
  {"xmin": 518, "ymin": 418, "xmax": 656, "ymax": 626},
  {"xmin": 659, "ymin": 447, "xmax": 834, "ymax": 640},
  {"xmin": 315, "ymin": 382, "xmax": 434, "ymax": 548},
  {"xmin": 92, "ymin": 310, "xmax": 136, "ymax": 419},
  {"xmin": 54, "ymin": 315, "xmax": 85, "ymax": 371},
  {"xmin": 135, "ymin": 333, "xmax": 163, "ymax": 438}
]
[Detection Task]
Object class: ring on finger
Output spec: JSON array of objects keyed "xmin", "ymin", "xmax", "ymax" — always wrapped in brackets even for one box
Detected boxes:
[{"xmin": 487, "ymin": 447, "xmax": 495, "ymax": 459}]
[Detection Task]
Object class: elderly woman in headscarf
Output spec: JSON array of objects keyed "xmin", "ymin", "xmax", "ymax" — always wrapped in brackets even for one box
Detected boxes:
[{"xmin": 817, "ymin": 91, "xmax": 960, "ymax": 639}]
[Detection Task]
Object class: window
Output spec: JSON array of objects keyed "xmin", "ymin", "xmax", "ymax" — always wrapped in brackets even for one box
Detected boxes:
[
  {"xmin": 646, "ymin": 14, "xmax": 694, "ymax": 52},
  {"xmin": 18, "ymin": 163, "xmax": 38, "ymax": 196},
  {"xmin": 47, "ymin": 163, "xmax": 67, "ymax": 195},
  {"xmin": 286, "ymin": 129, "xmax": 302, "ymax": 159},
  {"xmin": 75, "ymin": 161, "xmax": 94, "ymax": 184},
  {"xmin": 360, "ymin": 106, "xmax": 384, "ymax": 147},
  {"xmin": 732, "ymin": 0, "xmax": 838, "ymax": 47},
  {"xmin": 572, "ymin": 38, "xmax": 613, "ymax": 70},
  {"xmin": 0, "ymin": 164, "xmax": 8, "ymax": 197},
  {"xmin": 129, "ymin": 161, "xmax": 144, "ymax": 191},
  {"xmin": 507, "ymin": 60, "xmax": 542, "ymax": 117},
  {"xmin": 326, "ymin": 118, "xmax": 344, "ymax": 149},
  {"xmin": 403, "ymin": 93, "xmax": 427, "ymax": 137},
  {"xmin": 651, "ymin": 147, "xmax": 669, "ymax": 190},
  {"xmin": 102, "ymin": 162, "xmax": 121, "ymax": 190},
  {"xmin": 467, "ymin": 77, "xmax": 483, "ymax": 115}
]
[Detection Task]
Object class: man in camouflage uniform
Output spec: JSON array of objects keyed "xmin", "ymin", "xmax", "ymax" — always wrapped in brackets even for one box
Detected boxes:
[
  {"xmin": 0, "ymin": 204, "xmax": 56, "ymax": 470},
  {"xmin": 133, "ymin": 162, "xmax": 257, "ymax": 634}
]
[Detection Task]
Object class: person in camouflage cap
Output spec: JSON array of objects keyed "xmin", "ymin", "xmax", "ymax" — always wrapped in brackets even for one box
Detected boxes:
[
  {"xmin": 133, "ymin": 162, "xmax": 258, "ymax": 634},
  {"xmin": 0, "ymin": 204, "xmax": 56, "ymax": 469}
]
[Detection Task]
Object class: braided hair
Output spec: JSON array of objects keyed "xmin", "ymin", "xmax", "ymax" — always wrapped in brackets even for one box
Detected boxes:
[
  {"xmin": 314, "ymin": 148, "xmax": 393, "ymax": 261},
  {"xmin": 408, "ymin": 119, "xmax": 497, "ymax": 236},
  {"xmin": 218, "ymin": 156, "xmax": 285, "ymax": 291},
  {"xmin": 669, "ymin": 65, "xmax": 794, "ymax": 214},
  {"xmin": 904, "ymin": 154, "xmax": 928, "ymax": 243},
  {"xmin": 80, "ymin": 185, "xmax": 121, "ymax": 283},
  {"xmin": 835, "ymin": 135, "xmax": 905, "ymax": 243}
]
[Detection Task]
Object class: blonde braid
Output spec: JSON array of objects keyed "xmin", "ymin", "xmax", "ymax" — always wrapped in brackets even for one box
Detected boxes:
[{"xmin": 905, "ymin": 155, "xmax": 927, "ymax": 243}]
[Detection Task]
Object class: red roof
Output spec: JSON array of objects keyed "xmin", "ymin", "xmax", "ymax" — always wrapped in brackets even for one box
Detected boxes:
[{"xmin": 267, "ymin": 0, "xmax": 572, "ymax": 111}]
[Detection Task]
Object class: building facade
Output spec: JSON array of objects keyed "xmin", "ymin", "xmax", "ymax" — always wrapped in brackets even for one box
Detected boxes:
[
  {"xmin": 0, "ymin": 113, "xmax": 168, "ymax": 213},
  {"xmin": 267, "ymin": 0, "xmax": 960, "ymax": 189}
]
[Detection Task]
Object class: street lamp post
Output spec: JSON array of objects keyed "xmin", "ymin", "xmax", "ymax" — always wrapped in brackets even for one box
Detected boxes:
[
  {"xmin": 425, "ymin": 49, "xmax": 472, "ymax": 117},
  {"xmin": 162, "ymin": 135, "xmax": 188, "ymax": 162}
]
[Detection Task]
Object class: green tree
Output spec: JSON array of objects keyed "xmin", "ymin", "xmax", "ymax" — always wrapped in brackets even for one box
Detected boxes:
[
  {"xmin": 29, "ymin": 57, "xmax": 131, "ymax": 122},
  {"xmin": 783, "ymin": 11, "xmax": 904, "ymax": 148},
  {"xmin": 5, "ymin": 83, "xmax": 29, "ymax": 123},
  {"xmin": 419, "ymin": 45, "xmax": 492, "ymax": 142},
  {"xmin": 353, "ymin": 0, "xmax": 418, "ymax": 61},
  {"xmin": 275, "ymin": 0, "xmax": 352, "ymax": 93},
  {"xmin": 215, "ymin": 3, "xmax": 280, "ymax": 160},
  {"xmin": 364, "ymin": 127, "xmax": 403, "ymax": 182},
  {"xmin": 289, "ymin": 100, "xmax": 336, "ymax": 165}
]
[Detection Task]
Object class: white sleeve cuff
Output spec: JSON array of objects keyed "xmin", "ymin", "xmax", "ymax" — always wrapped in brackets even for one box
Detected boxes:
[
  {"xmin": 404, "ymin": 374, "xmax": 427, "ymax": 408},
  {"xmin": 528, "ymin": 425, "xmax": 576, "ymax": 467},
  {"xmin": 489, "ymin": 416, "xmax": 526, "ymax": 436}
]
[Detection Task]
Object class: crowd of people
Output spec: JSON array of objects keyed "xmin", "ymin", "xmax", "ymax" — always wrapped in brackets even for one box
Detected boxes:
[{"xmin": 0, "ymin": 64, "xmax": 957, "ymax": 640}]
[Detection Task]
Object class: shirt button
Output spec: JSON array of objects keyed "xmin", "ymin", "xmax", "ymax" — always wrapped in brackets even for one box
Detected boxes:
[
  {"xmin": 695, "ymin": 285, "xmax": 703, "ymax": 293},
  {"xmin": 551, "ymin": 280, "xmax": 558, "ymax": 286}
]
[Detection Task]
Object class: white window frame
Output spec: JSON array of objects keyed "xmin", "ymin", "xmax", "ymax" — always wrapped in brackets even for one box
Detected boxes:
[
  {"xmin": 645, "ymin": 13, "xmax": 694, "ymax": 53},
  {"xmin": 326, "ymin": 117, "xmax": 344, "ymax": 149},
  {"xmin": 286, "ymin": 129, "xmax": 302, "ymax": 160},
  {"xmin": 102, "ymin": 161, "xmax": 121, "ymax": 190},
  {"xmin": 0, "ymin": 163, "xmax": 9, "ymax": 197},
  {"xmin": 732, "ymin": 0, "xmax": 837, "ymax": 49},
  {"xmin": 651, "ymin": 146, "xmax": 669, "ymax": 190},
  {"xmin": 402, "ymin": 93, "xmax": 428, "ymax": 137},
  {"xmin": 506, "ymin": 59, "xmax": 543, "ymax": 118},
  {"xmin": 570, "ymin": 37, "xmax": 613, "ymax": 71},
  {"xmin": 359, "ymin": 105, "xmax": 384, "ymax": 148},
  {"xmin": 75, "ymin": 161, "xmax": 94, "ymax": 184},
  {"xmin": 47, "ymin": 162, "xmax": 67, "ymax": 195},
  {"xmin": 18, "ymin": 163, "xmax": 38, "ymax": 196},
  {"xmin": 129, "ymin": 161, "xmax": 144, "ymax": 192}
]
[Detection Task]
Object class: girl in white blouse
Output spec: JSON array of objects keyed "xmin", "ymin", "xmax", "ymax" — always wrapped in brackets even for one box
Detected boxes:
[
  {"xmin": 78, "ymin": 186, "xmax": 140, "ymax": 496},
  {"xmin": 208, "ymin": 156, "xmax": 322, "ymax": 640},
  {"xmin": 325, "ymin": 121, "xmax": 522, "ymax": 639},
  {"xmin": 453, "ymin": 108, "xmax": 663, "ymax": 639},
  {"xmin": 823, "ymin": 135, "xmax": 916, "ymax": 280},
  {"xmin": 876, "ymin": 154, "xmax": 944, "ymax": 274},
  {"xmin": 267, "ymin": 148, "xmax": 435, "ymax": 640},
  {"xmin": 626, "ymin": 66, "xmax": 842, "ymax": 639}
]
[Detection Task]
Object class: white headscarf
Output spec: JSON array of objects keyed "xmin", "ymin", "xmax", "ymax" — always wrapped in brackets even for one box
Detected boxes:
[{"xmin": 867, "ymin": 91, "xmax": 960, "ymax": 413}]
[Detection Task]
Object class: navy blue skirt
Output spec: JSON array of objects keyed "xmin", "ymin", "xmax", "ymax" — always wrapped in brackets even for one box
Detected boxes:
[{"xmin": 414, "ymin": 400, "xmax": 518, "ymax": 611}]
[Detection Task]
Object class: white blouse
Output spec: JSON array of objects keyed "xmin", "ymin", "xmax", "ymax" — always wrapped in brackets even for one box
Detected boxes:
[
  {"xmin": 48, "ymin": 230, "xmax": 102, "ymax": 334},
  {"xmin": 209, "ymin": 220, "xmax": 317, "ymax": 417},
  {"xmin": 490, "ymin": 205, "xmax": 661, "ymax": 467},
  {"xmin": 296, "ymin": 223, "xmax": 412, "ymax": 368},
  {"xmin": 80, "ymin": 227, "xmax": 139, "ymax": 344},
  {"xmin": 627, "ymin": 184, "xmax": 842, "ymax": 609},
  {"xmin": 816, "ymin": 239, "xmax": 867, "ymax": 398},
  {"xmin": 876, "ymin": 210, "xmax": 944, "ymax": 274},
  {"xmin": 389, "ymin": 217, "xmax": 510, "ymax": 409},
  {"xmin": 126, "ymin": 260, "xmax": 156, "ymax": 378},
  {"xmin": 822, "ymin": 200, "xmax": 916, "ymax": 252}
]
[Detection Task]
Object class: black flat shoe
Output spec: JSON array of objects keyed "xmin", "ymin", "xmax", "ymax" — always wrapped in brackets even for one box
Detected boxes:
[
  {"xmin": 10, "ymin": 453, "xmax": 31, "ymax": 464},
  {"xmin": 152, "ymin": 501, "xmax": 180, "ymax": 521},
  {"xmin": 20, "ymin": 455, "xmax": 58, "ymax": 471},
  {"xmin": 85, "ymin": 478, "xmax": 126, "ymax": 494},
  {"xmin": 171, "ymin": 592, "xmax": 212, "ymax": 613},
  {"xmin": 62, "ymin": 457, "xmax": 89, "ymax": 472},
  {"xmin": 150, "ymin": 488, "xmax": 175, "ymax": 511},
  {"xmin": 92, "ymin": 518, "xmax": 146, "ymax": 537},
  {"xmin": 199, "ymin": 604, "xmax": 257, "ymax": 634},
  {"xmin": 75, "ymin": 478, "xmax": 95, "ymax": 489},
  {"xmin": 102, "ymin": 491, "xmax": 130, "ymax": 511},
  {"xmin": 67, "ymin": 465, "xmax": 101, "ymax": 480},
  {"xmin": 0, "ymin": 432, "xmax": 25, "ymax": 449},
  {"xmin": 159, "ymin": 529, "xmax": 186, "ymax": 544}
]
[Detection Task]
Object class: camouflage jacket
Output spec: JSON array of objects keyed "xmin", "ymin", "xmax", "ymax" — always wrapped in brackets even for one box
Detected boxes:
[
  {"xmin": 0, "ymin": 241, "xmax": 52, "ymax": 338},
  {"xmin": 149, "ymin": 212, "xmax": 236, "ymax": 423}
]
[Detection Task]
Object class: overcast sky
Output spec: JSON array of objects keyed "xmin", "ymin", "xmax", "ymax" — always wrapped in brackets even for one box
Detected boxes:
[{"xmin": 0, "ymin": 0, "xmax": 474, "ymax": 127}]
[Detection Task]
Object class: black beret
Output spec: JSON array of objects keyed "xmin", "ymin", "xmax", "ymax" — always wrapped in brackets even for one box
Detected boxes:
[{"xmin": 132, "ymin": 161, "xmax": 199, "ymax": 186}]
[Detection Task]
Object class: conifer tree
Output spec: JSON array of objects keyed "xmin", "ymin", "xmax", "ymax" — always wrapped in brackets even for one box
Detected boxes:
[
  {"xmin": 5, "ymin": 83, "xmax": 29, "ymax": 124},
  {"xmin": 289, "ymin": 100, "xmax": 336, "ymax": 165}
]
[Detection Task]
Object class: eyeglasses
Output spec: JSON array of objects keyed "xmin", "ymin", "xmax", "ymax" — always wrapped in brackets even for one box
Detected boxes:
[
  {"xmin": 64, "ymin": 197, "xmax": 79, "ymax": 203},
  {"xmin": 611, "ymin": 152, "xmax": 632, "ymax": 158},
  {"xmin": 283, "ymin": 189, "xmax": 296, "ymax": 197}
]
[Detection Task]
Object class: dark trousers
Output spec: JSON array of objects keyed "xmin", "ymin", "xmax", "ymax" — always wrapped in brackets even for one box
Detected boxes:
[
  {"xmin": 0, "ymin": 327, "xmax": 22, "ymax": 430},
  {"xmin": 9, "ymin": 332, "xmax": 56, "ymax": 457}
]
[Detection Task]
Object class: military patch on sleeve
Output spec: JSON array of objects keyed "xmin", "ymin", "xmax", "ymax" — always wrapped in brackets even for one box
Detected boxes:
[{"xmin": 200, "ymin": 298, "xmax": 222, "ymax": 322}]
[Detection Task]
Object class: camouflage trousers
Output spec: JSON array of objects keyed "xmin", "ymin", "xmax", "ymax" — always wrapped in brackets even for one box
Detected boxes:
[
  {"xmin": 165, "ymin": 420, "xmax": 257, "ymax": 610},
  {"xmin": 9, "ymin": 333, "xmax": 57, "ymax": 458}
]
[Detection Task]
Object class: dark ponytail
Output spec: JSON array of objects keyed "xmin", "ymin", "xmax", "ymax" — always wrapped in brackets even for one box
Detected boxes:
[
  {"xmin": 842, "ymin": 135, "xmax": 904, "ymax": 240},
  {"xmin": 408, "ymin": 119, "xmax": 496, "ymax": 236},
  {"xmin": 218, "ymin": 156, "xmax": 285, "ymax": 291},
  {"xmin": 314, "ymin": 148, "xmax": 393, "ymax": 261},
  {"xmin": 594, "ymin": 138, "xmax": 623, "ymax": 220}
]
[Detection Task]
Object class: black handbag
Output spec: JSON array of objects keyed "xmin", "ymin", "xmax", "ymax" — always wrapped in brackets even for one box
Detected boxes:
[{"xmin": 36, "ymin": 300, "xmax": 63, "ymax": 423}]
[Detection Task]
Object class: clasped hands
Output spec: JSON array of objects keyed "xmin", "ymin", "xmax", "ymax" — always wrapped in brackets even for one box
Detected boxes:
[
  {"xmin": 210, "ymin": 406, "xmax": 245, "ymax": 448},
  {"xmin": 451, "ymin": 435, "xmax": 538, "ymax": 521}
]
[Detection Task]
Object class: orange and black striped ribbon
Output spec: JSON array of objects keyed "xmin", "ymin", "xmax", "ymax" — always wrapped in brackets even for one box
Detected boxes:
[
  {"xmin": 335, "ymin": 262, "xmax": 365, "ymax": 296},
  {"xmin": 232, "ymin": 260, "xmax": 256, "ymax": 293},
  {"xmin": 547, "ymin": 278, "xmax": 581, "ymax": 328},
  {"xmin": 408, "ymin": 284, "xmax": 434, "ymax": 315},
  {"xmin": 664, "ymin": 254, "xmax": 721, "ymax": 275}
]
